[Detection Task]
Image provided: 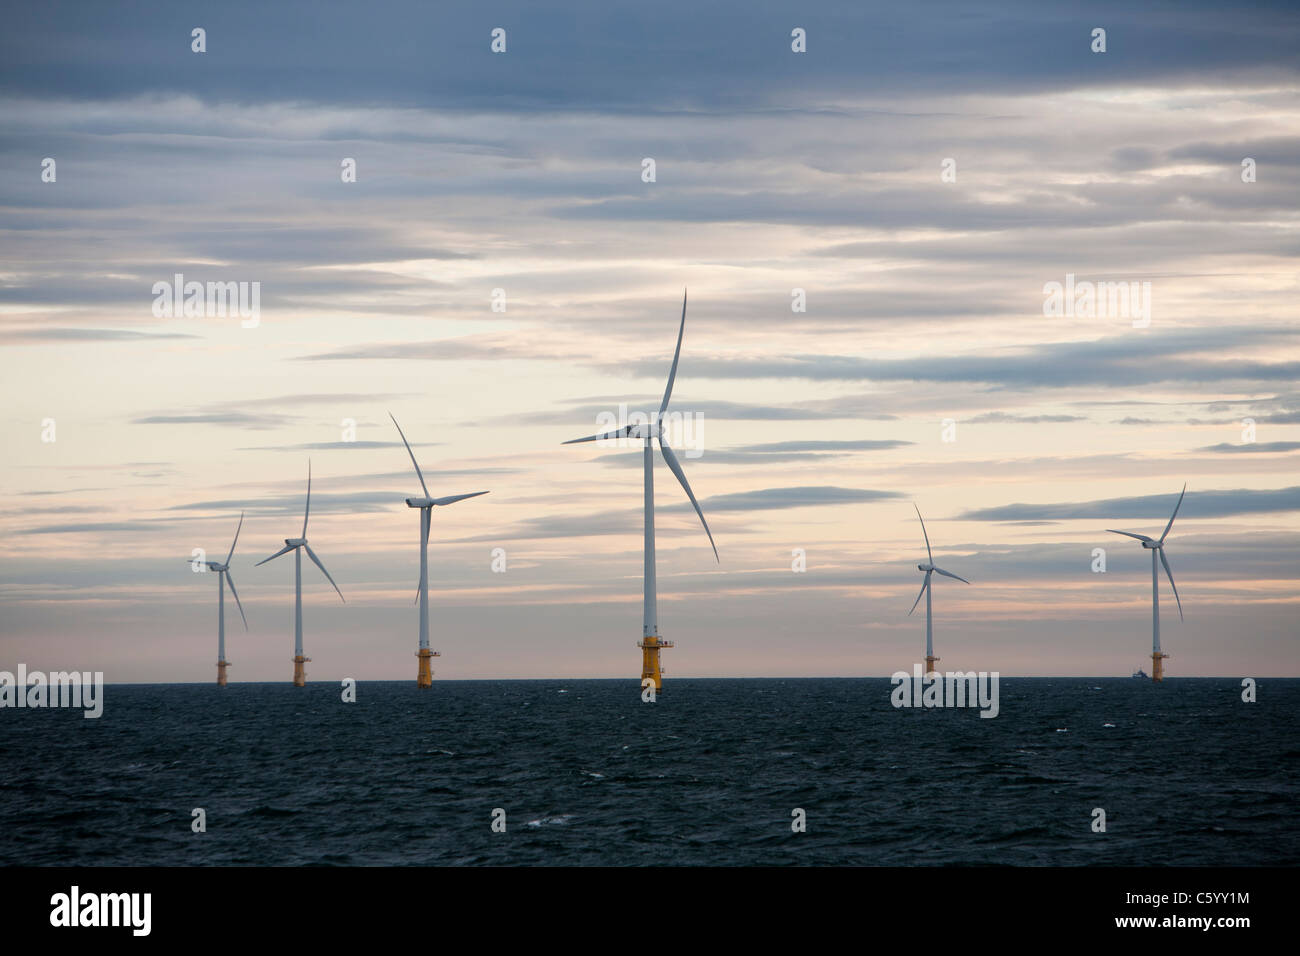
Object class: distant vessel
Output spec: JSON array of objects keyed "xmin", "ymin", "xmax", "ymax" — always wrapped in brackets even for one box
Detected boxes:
[{"xmin": 1131, "ymin": 668, "xmax": 1149, "ymax": 679}]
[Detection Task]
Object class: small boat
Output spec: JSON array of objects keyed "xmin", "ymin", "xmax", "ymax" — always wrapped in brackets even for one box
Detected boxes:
[{"xmin": 1131, "ymin": 668, "xmax": 1149, "ymax": 679}]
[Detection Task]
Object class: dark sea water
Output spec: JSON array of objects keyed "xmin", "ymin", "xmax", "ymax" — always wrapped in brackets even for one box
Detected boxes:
[{"xmin": 1, "ymin": 678, "xmax": 1296, "ymax": 866}]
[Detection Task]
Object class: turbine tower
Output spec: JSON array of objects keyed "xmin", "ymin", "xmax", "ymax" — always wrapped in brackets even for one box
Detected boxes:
[
  {"xmin": 563, "ymin": 290, "xmax": 718, "ymax": 691},
  {"xmin": 191, "ymin": 511, "xmax": 248, "ymax": 686},
  {"xmin": 255, "ymin": 462, "xmax": 345, "ymax": 686},
  {"xmin": 1107, "ymin": 483, "xmax": 1186, "ymax": 682},
  {"xmin": 908, "ymin": 504, "xmax": 970, "ymax": 676},
  {"xmin": 389, "ymin": 413, "xmax": 489, "ymax": 688}
]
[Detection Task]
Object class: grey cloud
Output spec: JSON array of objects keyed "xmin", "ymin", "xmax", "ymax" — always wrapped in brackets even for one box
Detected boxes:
[
  {"xmin": 685, "ymin": 439, "xmax": 913, "ymax": 464},
  {"xmin": 685, "ymin": 486, "xmax": 903, "ymax": 513},
  {"xmin": 248, "ymin": 393, "xmax": 416, "ymax": 407},
  {"xmin": 169, "ymin": 491, "xmax": 399, "ymax": 517},
  {"xmin": 132, "ymin": 412, "xmax": 297, "ymax": 429},
  {"xmin": 6, "ymin": 1, "xmax": 1297, "ymax": 111},
  {"xmin": 643, "ymin": 328, "xmax": 1300, "ymax": 389},
  {"xmin": 1198, "ymin": 442, "xmax": 1300, "ymax": 454},
  {"xmin": 730, "ymin": 440, "xmax": 913, "ymax": 453},
  {"xmin": 1169, "ymin": 136, "xmax": 1300, "ymax": 168},
  {"xmin": 965, "ymin": 412, "xmax": 1085, "ymax": 424},
  {"xmin": 452, "ymin": 512, "xmax": 642, "ymax": 544},
  {"xmin": 962, "ymin": 486, "xmax": 1300, "ymax": 522},
  {"xmin": 238, "ymin": 441, "xmax": 438, "ymax": 452},
  {"xmin": 297, "ymin": 337, "xmax": 546, "ymax": 363},
  {"xmin": 19, "ymin": 521, "xmax": 159, "ymax": 535},
  {"xmin": 0, "ymin": 327, "xmax": 199, "ymax": 344}
]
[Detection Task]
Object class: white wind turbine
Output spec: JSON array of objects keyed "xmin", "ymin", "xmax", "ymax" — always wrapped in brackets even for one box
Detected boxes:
[
  {"xmin": 255, "ymin": 462, "xmax": 345, "ymax": 686},
  {"xmin": 563, "ymin": 290, "xmax": 718, "ymax": 690},
  {"xmin": 1107, "ymin": 483, "xmax": 1186, "ymax": 682},
  {"xmin": 389, "ymin": 413, "xmax": 489, "ymax": 688},
  {"xmin": 908, "ymin": 504, "xmax": 970, "ymax": 675},
  {"xmin": 191, "ymin": 511, "xmax": 247, "ymax": 687}
]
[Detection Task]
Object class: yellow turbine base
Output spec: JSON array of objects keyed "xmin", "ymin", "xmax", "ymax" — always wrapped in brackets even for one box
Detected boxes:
[
  {"xmin": 216, "ymin": 660, "xmax": 229, "ymax": 687},
  {"xmin": 1152, "ymin": 652, "xmax": 1169, "ymax": 683},
  {"xmin": 925, "ymin": 655, "xmax": 940, "ymax": 677},
  {"xmin": 292, "ymin": 654, "xmax": 311, "ymax": 687},
  {"xmin": 638, "ymin": 636, "xmax": 674, "ymax": 692},
  {"xmin": 416, "ymin": 648, "xmax": 441, "ymax": 688}
]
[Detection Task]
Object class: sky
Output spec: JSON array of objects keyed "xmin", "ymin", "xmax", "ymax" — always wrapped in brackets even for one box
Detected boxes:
[{"xmin": 1, "ymin": 0, "xmax": 1297, "ymax": 682}]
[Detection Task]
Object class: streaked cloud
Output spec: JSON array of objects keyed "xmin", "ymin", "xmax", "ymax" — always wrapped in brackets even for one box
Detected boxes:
[{"xmin": 963, "ymin": 486, "xmax": 1300, "ymax": 522}]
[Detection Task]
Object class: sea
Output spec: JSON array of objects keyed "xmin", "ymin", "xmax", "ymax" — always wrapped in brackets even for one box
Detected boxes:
[{"xmin": 1, "ymin": 678, "xmax": 1295, "ymax": 866}]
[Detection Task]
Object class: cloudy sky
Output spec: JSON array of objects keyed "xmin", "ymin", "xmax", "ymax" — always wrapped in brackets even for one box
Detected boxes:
[{"xmin": 1, "ymin": 1, "xmax": 1297, "ymax": 682}]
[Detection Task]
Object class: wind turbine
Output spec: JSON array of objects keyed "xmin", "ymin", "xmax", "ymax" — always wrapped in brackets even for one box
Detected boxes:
[
  {"xmin": 389, "ymin": 413, "xmax": 489, "ymax": 688},
  {"xmin": 190, "ymin": 511, "xmax": 248, "ymax": 686},
  {"xmin": 563, "ymin": 290, "xmax": 718, "ymax": 691},
  {"xmin": 255, "ymin": 462, "xmax": 345, "ymax": 686},
  {"xmin": 908, "ymin": 504, "xmax": 970, "ymax": 676},
  {"xmin": 1107, "ymin": 483, "xmax": 1186, "ymax": 682}
]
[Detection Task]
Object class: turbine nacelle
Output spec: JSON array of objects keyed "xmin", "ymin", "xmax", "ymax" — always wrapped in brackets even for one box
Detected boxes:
[
  {"xmin": 284, "ymin": 537, "xmax": 306, "ymax": 547},
  {"xmin": 918, "ymin": 563, "xmax": 934, "ymax": 572},
  {"xmin": 1105, "ymin": 483, "xmax": 1187, "ymax": 625},
  {"xmin": 205, "ymin": 562, "xmax": 228, "ymax": 572},
  {"xmin": 405, "ymin": 497, "xmax": 434, "ymax": 509},
  {"xmin": 631, "ymin": 422, "xmax": 660, "ymax": 440}
]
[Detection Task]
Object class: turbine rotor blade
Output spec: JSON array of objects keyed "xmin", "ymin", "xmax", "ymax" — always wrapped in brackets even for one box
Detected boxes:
[
  {"xmin": 224, "ymin": 571, "xmax": 249, "ymax": 630},
  {"xmin": 303, "ymin": 543, "xmax": 345, "ymax": 603},
  {"xmin": 302, "ymin": 460, "xmax": 312, "ymax": 538},
  {"xmin": 562, "ymin": 428, "xmax": 627, "ymax": 445},
  {"xmin": 914, "ymin": 503, "xmax": 933, "ymax": 565},
  {"xmin": 255, "ymin": 544, "xmax": 294, "ymax": 567},
  {"xmin": 225, "ymin": 510, "xmax": 244, "ymax": 566},
  {"xmin": 389, "ymin": 412, "xmax": 430, "ymax": 499},
  {"xmin": 933, "ymin": 567, "xmax": 970, "ymax": 584},
  {"xmin": 432, "ymin": 490, "xmax": 489, "ymax": 507},
  {"xmin": 658, "ymin": 437, "xmax": 719, "ymax": 562},
  {"xmin": 908, "ymin": 573, "xmax": 931, "ymax": 615},
  {"xmin": 1160, "ymin": 482, "xmax": 1187, "ymax": 543},
  {"xmin": 658, "ymin": 289, "xmax": 688, "ymax": 421},
  {"xmin": 1159, "ymin": 549, "xmax": 1183, "ymax": 621},
  {"xmin": 1106, "ymin": 529, "xmax": 1154, "ymax": 543}
]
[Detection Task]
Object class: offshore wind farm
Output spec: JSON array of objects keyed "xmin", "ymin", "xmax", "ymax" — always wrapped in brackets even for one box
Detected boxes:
[{"xmin": 159, "ymin": 302, "xmax": 1191, "ymax": 689}]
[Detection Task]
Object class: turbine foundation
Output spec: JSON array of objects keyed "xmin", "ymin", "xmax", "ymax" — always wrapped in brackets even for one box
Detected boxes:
[
  {"xmin": 416, "ymin": 648, "xmax": 440, "ymax": 688},
  {"xmin": 216, "ymin": 659, "xmax": 229, "ymax": 687},
  {"xmin": 638, "ymin": 636, "xmax": 674, "ymax": 691},
  {"xmin": 1152, "ymin": 651, "xmax": 1169, "ymax": 682},
  {"xmin": 925, "ymin": 655, "xmax": 940, "ymax": 677},
  {"xmin": 292, "ymin": 654, "xmax": 311, "ymax": 687}
]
